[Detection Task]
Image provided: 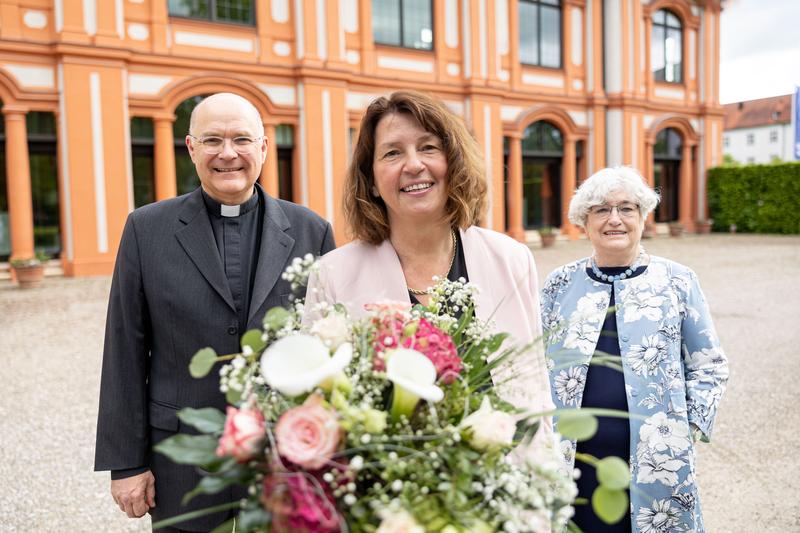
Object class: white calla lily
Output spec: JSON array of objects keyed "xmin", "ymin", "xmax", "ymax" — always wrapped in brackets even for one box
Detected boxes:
[
  {"xmin": 260, "ymin": 334, "xmax": 352, "ymax": 397},
  {"xmin": 385, "ymin": 348, "xmax": 444, "ymax": 421}
]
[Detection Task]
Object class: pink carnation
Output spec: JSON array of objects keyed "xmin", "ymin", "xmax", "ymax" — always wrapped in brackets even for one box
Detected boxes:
[
  {"xmin": 216, "ymin": 405, "xmax": 266, "ymax": 463},
  {"xmin": 262, "ymin": 472, "xmax": 342, "ymax": 533},
  {"xmin": 275, "ymin": 395, "xmax": 342, "ymax": 470}
]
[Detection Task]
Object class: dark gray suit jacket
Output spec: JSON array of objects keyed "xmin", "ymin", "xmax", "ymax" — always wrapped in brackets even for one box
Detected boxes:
[{"xmin": 94, "ymin": 185, "xmax": 335, "ymax": 530}]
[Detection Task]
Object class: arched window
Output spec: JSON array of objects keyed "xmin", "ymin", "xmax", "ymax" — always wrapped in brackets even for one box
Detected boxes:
[
  {"xmin": 521, "ymin": 121, "xmax": 563, "ymax": 228},
  {"xmin": 651, "ymin": 9, "xmax": 682, "ymax": 83},
  {"xmin": 519, "ymin": 0, "xmax": 562, "ymax": 68}
]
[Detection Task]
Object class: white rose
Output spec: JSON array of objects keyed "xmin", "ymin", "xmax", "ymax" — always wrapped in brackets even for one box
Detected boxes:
[
  {"xmin": 309, "ymin": 312, "xmax": 351, "ymax": 349},
  {"xmin": 376, "ymin": 508, "xmax": 425, "ymax": 533},
  {"xmin": 460, "ymin": 397, "xmax": 517, "ymax": 452}
]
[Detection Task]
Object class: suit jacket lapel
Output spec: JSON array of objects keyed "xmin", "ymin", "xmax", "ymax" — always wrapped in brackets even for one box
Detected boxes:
[
  {"xmin": 249, "ymin": 190, "xmax": 294, "ymax": 323},
  {"xmin": 175, "ymin": 189, "xmax": 236, "ymax": 312}
]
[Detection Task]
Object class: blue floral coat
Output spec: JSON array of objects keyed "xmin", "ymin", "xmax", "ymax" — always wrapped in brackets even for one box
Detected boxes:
[{"xmin": 541, "ymin": 256, "xmax": 729, "ymax": 533}]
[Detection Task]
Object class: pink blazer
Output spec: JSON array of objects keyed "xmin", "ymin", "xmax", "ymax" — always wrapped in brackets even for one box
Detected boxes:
[{"xmin": 306, "ymin": 226, "xmax": 554, "ymax": 443}]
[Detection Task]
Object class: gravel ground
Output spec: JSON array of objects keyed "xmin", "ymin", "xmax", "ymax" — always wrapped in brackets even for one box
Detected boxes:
[{"xmin": 0, "ymin": 233, "xmax": 798, "ymax": 532}]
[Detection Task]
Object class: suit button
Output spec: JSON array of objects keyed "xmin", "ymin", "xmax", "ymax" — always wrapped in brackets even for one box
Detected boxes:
[{"xmin": 227, "ymin": 326, "xmax": 238, "ymax": 336}]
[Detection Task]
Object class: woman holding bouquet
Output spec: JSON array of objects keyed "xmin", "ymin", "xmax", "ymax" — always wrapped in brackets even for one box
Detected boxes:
[
  {"xmin": 541, "ymin": 166, "xmax": 728, "ymax": 532},
  {"xmin": 305, "ymin": 90, "xmax": 553, "ymax": 443}
]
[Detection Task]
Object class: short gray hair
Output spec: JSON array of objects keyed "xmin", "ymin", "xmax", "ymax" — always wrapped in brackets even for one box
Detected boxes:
[{"xmin": 568, "ymin": 166, "xmax": 660, "ymax": 228}]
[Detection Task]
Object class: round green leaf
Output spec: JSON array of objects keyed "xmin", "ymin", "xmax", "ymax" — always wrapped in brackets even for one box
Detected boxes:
[
  {"xmin": 556, "ymin": 412, "xmax": 598, "ymax": 441},
  {"xmin": 177, "ymin": 407, "xmax": 226, "ymax": 434},
  {"xmin": 263, "ymin": 307, "xmax": 291, "ymax": 331},
  {"xmin": 591, "ymin": 486, "xmax": 628, "ymax": 524},
  {"xmin": 189, "ymin": 348, "xmax": 218, "ymax": 378},
  {"xmin": 240, "ymin": 329, "xmax": 266, "ymax": 353},
  {"xmin": 596, "ymin": 456, "xmax": 630, "ymax": 490}
]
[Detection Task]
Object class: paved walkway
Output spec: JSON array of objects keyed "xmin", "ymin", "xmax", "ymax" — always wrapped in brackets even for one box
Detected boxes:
[{"xmin": 0, "ymin": 234, "xmax": 798, "ymax": 532}]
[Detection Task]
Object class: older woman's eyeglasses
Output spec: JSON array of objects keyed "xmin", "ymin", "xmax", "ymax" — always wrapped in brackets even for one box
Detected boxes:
[
  {"xmin": 589, "ymin": 203, "xmax": 640, "ymax": 219},
  {"xmin": 189, "ymin": 135, "xmax": 262, "ymax": 154}
]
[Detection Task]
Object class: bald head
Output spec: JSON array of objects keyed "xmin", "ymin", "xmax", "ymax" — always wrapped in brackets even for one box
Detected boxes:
[{"xmin": 188, "ymin": 92, "xmax": 264, "ymax": 137}]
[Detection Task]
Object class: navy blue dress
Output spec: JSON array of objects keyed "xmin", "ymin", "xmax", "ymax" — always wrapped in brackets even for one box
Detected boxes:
[{"xmin": 572, "ymin": 264, "xmax": 647, "ymax": 532}]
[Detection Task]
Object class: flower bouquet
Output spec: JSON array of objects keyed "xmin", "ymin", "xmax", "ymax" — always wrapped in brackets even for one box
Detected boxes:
[{"xmin": 153, "ymin": 258, "xmax": 585, "ymax": 532}]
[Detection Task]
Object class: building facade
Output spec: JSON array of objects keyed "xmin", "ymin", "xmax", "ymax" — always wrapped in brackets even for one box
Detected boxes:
[
  {"xmin": 722, "ymin": 94, "xmax": 796, "ymax": 165},
  {"xmin": 0, "ymin": 0, "xmax": 724, "ymax": 277}
]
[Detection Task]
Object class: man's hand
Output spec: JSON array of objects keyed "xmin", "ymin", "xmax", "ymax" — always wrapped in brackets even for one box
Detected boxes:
[{"xmin": 111, "ymin": 470, "xmax": 156, "ymax": 518}]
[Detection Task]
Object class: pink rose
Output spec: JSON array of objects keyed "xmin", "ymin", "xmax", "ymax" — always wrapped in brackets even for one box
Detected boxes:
[
  {"xmin": 216, "ymin": 405, "xmax": 266, "ymax": 462},
  {"xmin": 275, "ymin": 395, "xmax": 342, "ymax": 470}
]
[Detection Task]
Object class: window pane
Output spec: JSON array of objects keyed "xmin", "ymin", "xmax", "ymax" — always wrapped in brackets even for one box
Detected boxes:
[
  {"xmin": 169, "ymin": 0, "xmax": 209, "ymax": 18},
  {"xmin": 653, "ymin": 9, "xmax": 665, "ymax": 24},
  {"xmin": 29, "ymin": 151, "xmax": 61, "ymax": 257},
  {"xmin": 651, "ymin": 25, "xmax": 665, "ymax": 81},
  {"xmin": 26, "ymin": 112, "xmax": 56, "ymax": 135},
  {"xmin": 131, "ymin": 117, "xmax": 154, "ymax": 140},
  {"xmin": 275, "ymin": 124, "xmax": 294, "ymax": 147},
  {"xmin": 176, "ymin": 152, "xmax": 199, "ymax": 195},
  {"xmin": 666, "ymin": 27, "xmax": 682, "ymax": 82},
  {"xmin": 402, "ymin": 0, "xmax": 433, "ymax": 50},
  {"xmin": 519, "ymin": 2, "xmax": 539, "ymax": 64},
  {"xmin": 540, "ymin": 5, "xmax": 561, "ymax": 67},
  {"xmin": 132, "ymin": 152, "xmax": 155, "ymax": 208},
  {"xmin": 665, "ymin": 11, "xmax": 681, "ymax": 28},
  {"xmin": 215, "ymin": 0, "xmax": 253, "ymax": 24},
  {"xmin": 373, "ymin": 0, "xmax": 401, "ymax": 45},
  {"xmin": 174, "ymin": 95, "xmax": 206, "ymax": 138}
]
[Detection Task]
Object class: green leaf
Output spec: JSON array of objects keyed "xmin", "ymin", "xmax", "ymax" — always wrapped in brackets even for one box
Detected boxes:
[
  {"xmin": 153, "ymin": 434, "xmax": 219, "ymax": 465},
  {"xmin": 177, "ymin": 407, "xmax": 226, "ymax": 434},
  {"xmin": 226, "ymin": 387, "xmax": 243, "ymax": 406},
  {"xmin": 591, "ymin": 486, "xmax": 628, "ymax": 524},
  {"xmin": 237, "ymin": 508, "xmax": 271, "ymax": 529},
  {"xmin": 190, "ymin": 348, "xmax": 218, "ymax": 378},
  {"xmin": 240, "ymin": 329, "xmax": 266, "ymax": 353},
  {"xmin": 596, "ymin": 456, "xmax": 630, "ymax": 490},
  {"xmin": 556, "ymin": 412, "xmax": 598, "ymax": 442},
  {"xmin": 263, "ymin": 307, "xmax": 291, "ymax": 331},
  {"xmin": 182, "ymin": 475, "xmax": 240, "ymax": 505}
]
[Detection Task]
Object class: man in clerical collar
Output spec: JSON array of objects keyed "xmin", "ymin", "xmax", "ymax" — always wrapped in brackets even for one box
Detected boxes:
[{"xmin": 95, "ymin": 93, "xmax": 335, "ymax": 532}]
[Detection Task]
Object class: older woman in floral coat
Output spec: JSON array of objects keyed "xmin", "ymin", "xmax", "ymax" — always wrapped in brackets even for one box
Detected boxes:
[{"xmin": 541, "ymin": 166, "xmax": 728, "ymax": 532}]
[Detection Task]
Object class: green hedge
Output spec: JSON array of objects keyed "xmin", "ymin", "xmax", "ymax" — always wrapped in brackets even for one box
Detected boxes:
[{"xmin": 707, "ymin": 162, "xmax": 800, "ymax": 234}]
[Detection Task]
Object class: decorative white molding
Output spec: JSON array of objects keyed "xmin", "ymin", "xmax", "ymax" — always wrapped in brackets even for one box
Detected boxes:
[
  {"xmin": 57, "ymin": 64, "xmax": 73, "ymax": 261},
  {"xmin": 83, "ymin": 0, "xmax": 96, "ymax": 36},
  {"xmin": 273, "ymin": 41, "xmax": 291, "ymax": 56},
  {"xmin": 90, "ymin": 72, "xmax": 108, "ymax": 254},
  {"xmin": 643, "ymin": 114, "xmax": 654, "ymax": 128},
  {"xmin": 343, "ymin": 0, "xmax": 358, "ymax": 32},
  {"xmin": 127, "ymin": 23, "xmax": 149, "ymax": 41},
  {"xmin": 322, "ymin": 90, "xmax": 334, "ymax": 224},
  {"xmin": 128, "ymin": 73, "xmax": 172, "ymax": 95},
  {"xmin": 604, "ymin": 0, "xmax": 622, "ymax": 93},
  {"xmin": 626, "ymin": 0, "xmax": 634, "ymax": 91},
  {"xmin": 462, "ymin": 0, "xmax": 471, "ymax": 78},
  {"xmin": 571, "ymin": 7, "xmax": 582, "ymax": 66},
  {"xmin": 478, "ymin": 0, "xmax": 488, "ymax": 79},
  {"xmin": 346, "ymin": 50, "xmax": 360, "ymax": 64},
  {"xmin": 174, "ymin": 31, "xmax": 253, "ymax": 52},
  {"xmin": 346, "ymin": 92, "xmax": 384, "ymax": 110},
  {"xmin": 258, "ymin": 84, "xmax": 296, "ymax": 106},
  {"xmin": 115, "ymin": 0, "xmax": 124, "ymax": 38},
  {"xmin": 498, "ymin": 69, "xmax": 509, "ymax": 81},
  {"xmin": 294, "ymin": 0, "xmax": 305, "ymax": 59},
  {"xmin": 522, "ymin": 72, "xmax": 564, "ymax": 88},
  {"xmin": 298, "ymin": 83, "xmax": 308, "ymax": 206},
  {"xmin": 698, "ymin": 13, "xmax": 705, "ymax": 103},
  {"xmin": 572, "ymin": 79, "xmax": 584, "ymax": 90},
  {"xmin": 586, "ymin": 0, "xmax": 594, "ymax": 92},
  {"xmin": 689, "ymin": 30, "xmax": 696, "ymax": 80},
  {"xmin": 445, "ymin": 0, "xmax": 459, "ymax": 48},
  {"xmin": 496, "ymin": 0, "xmax": 509, "ymax": 54},
  {"xmin": 272, "ymin": 0, "xmax": 289, "ymax": 23},
  {"xmin": 377, "ymin": 55, "xmax": 433, "ymax": 73},
  {"xmin": 446, "ymin": 63, "xmax": 461, "ymax": 76},
  {"xmin": 315, "ymin": 0, "xmax": 327, "ymax": 60},
  {"xmin": 587, "ymin": 110, "xmax": 595, "ymax": 173},
  {"xmin": 654, "ymin": 86, "xmax": 685, "ymax": 100},
  {"xmin": 690, "ymin": 119, "xmax": 699, "ymax": 131},
  {"xmin": 444, "ymin": 100, "xmax": 464, "ymax": 116},
  {"xmin": 23, "ymin": 11, "xmax": 47, "ymax": 29},
  {"xmin": 500, "ymin": 105, "xmax": 523, "ymax": 122},
  {"xmin": 483, "ymin": 105, "xmax": 493, "ymax": 229},
  {"xmin": 54, "ymin": 0, "xmax": 63, "ymax": 32},
  {"xmin": 711, "ymin": 121, "xmax": 719, "ymax": 166},
  {"xmin": 568, "ymin": 110, "xmax": 587, "ymax": 126},
  {"xmin": 630, "ymin": 114, "xmax": 638, "ymax": 166},
  {"xmin": 2, "ymin": 64, "xmax": 55, "ymax": 88},
  {"xmin": 606, "ymin": 109, "xmax": 624, "ymax": 167}
]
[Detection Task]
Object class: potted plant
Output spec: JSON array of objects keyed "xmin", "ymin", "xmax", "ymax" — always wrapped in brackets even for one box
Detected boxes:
[
  {"xmin": 537, "ymin": 226, "xmax": 557, "ymax": 248},
  {"xmin": 668, "ymin": 221, "xmax": 684, "ymax": 237},
  {"xmin": 10, "ymin": 252, "xmax": 49, "ymax": 289},
  {"xmin": 695, "ymin": 218, "xmax": 713, "ymax": 234}
]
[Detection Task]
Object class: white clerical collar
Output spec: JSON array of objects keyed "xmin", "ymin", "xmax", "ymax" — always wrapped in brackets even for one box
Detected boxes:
[{"xmin": 220, "ymin": 204, "xmax": 240, "ymax": 217}]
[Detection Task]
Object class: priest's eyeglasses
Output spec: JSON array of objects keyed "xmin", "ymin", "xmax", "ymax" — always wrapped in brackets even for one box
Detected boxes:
[
  {"xmin": 588, "ymin": 203, "xmax": 640, "ymax": 219},
  {"xmin": 189, "ymin": 135, "xmax": 262, "ymax": 154}
]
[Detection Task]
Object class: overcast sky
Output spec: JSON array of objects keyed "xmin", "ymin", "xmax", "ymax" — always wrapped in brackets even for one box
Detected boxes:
[{"xmin": 719, "ymin": 0, "xmax": 800, "ymax": 103}]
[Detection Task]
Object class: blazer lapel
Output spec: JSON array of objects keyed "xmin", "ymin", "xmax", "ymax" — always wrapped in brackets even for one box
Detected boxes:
[
  {"xmin": 460, "ymin": 227, "xmax": 495, "ymax": 323},
  {"xmin": 175, "ymin": 189, "xmax": 236, "ymax": 312},
  {"xmin": 248, "ymin": 191, "xmax": 294, "ymax": 323}
]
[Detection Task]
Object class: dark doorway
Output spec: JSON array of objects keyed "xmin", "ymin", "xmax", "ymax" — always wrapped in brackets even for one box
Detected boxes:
[{"xmin": 653, "ymin": 128, "xmax": 682, "ymax": 222}]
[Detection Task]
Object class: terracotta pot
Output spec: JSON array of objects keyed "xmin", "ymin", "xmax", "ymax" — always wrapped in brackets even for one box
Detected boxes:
[
  {"xmin": 695, "ymin": 220, "xmax": 713, "ymax": 234},
  {"xmin": 13, "ymin": 264, "xmax": 45, "ymax": 288},
  {"xmin": 539, "ymin": 233, "xmax": 557, "ymax": 248},
  {"xmin": 668, "ymin": 224, "xmax": 684, "ymax": 237}
]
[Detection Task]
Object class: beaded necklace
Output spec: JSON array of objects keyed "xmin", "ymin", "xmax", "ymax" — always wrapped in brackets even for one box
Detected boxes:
[{"xmin": 590, "ymin": 247, "xmax": 647, "ymax": 282}]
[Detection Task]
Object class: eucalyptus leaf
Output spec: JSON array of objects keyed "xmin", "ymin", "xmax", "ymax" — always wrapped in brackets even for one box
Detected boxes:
[
  {"xmin": 153, "ymin": 434, "xmax": 219, "ymax": 465},
  {"xmin": 263, "ymin": 307, "xmax": 291, "ymax": 331},
  {"xmin": 182, "ymin": 475, "xmax": 240, "ymax": 505},
  {"xmin": 596, "ymin": 456, "xmax": 630, "ymax": 490},
  {"xmin": 177, "ymin": 407, "xmax": 226, "ymax": 434},
  {"xmin": 557, "ymin": 412, "xmax": 598, "ymax": 441},
  {"xmin": 240, "ymin": 329, "xmax": 266, "ymax": 353},
  {"xmin": 190, "ymin": 348, "xmax": 218, "ymax": 378},
  {"xmin": 226, "ymin": 387, "xmax": 243, "ymax": 406},
  {"xmin": 591, "ymin": 486, "xmax": 628, "ymax": 524}
]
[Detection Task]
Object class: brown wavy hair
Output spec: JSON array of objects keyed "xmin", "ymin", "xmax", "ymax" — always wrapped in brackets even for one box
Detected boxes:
[{"xmin": 344, "ymin": 90, "xmax": 487, "ymax": 245}]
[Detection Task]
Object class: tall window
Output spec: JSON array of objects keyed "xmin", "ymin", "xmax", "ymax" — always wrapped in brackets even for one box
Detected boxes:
[
  {"xmin": 373, "ymin": 0, "xmax": 433, "ymax": 50},
  {"xmin": 275, "ymin": 124, "xmax": 294, "ymax": 202},
  {"xmin": 27, "ymin": 112, "xmax": 61, "ymax": 258},
  {"xmin": 168, "ymin": 0, "xmax": 254, "ymax": 25},
  {"xmin": 174, "ymin": 96, "xmax": 206, "ymax": 196},
  {"xmin": 518, "ymin": 0, "xmax": 561, "ymax": 68},
  {"xmin": 746, "ymin": 133, "xmax": 754, "ymax": 146},
  {"xmin": 131, "ymin": 118, "xmax": 155, "ymax": 208},
  {"xmin": 651, "ymin": 9, "xmax": 682, "ymax": 83},
  {"xmin": 770, "ymin": 130, "xmax": 778, "ymax": 143}
]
